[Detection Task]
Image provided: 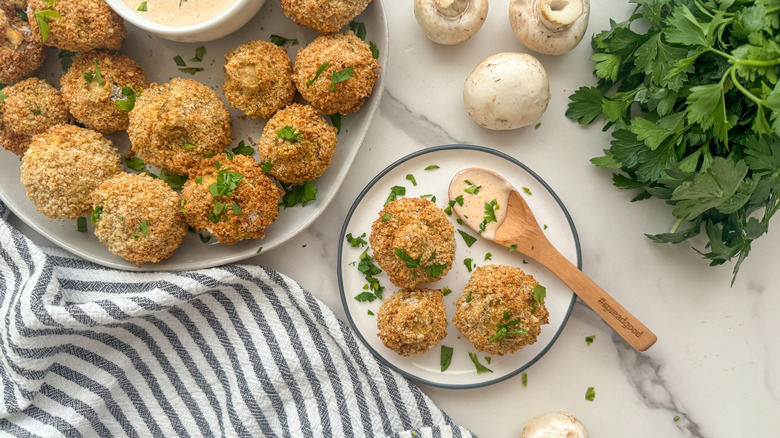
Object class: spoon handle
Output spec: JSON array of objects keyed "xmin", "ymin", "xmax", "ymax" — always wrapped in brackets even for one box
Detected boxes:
[{"xmin": 536, "ymin": 245, "xmax": 657, "ymax": 351}]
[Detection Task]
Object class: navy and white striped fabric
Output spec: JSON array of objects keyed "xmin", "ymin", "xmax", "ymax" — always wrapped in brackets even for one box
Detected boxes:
[{"xmin": 0, "ymin": 201, "xmax": 474, "ymax": 437}]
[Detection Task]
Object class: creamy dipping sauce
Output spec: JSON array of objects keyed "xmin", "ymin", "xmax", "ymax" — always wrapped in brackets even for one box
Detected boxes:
[
  {"xmin": 125, "ymin": 0, "xmax": 236, "ymax": 27},
  {"xmin": 448, "ymin": 169, "xmax": 512, "ymax": 240}
]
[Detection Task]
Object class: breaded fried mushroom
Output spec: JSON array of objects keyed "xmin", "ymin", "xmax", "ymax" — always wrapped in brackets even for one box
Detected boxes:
[
  {"xmin": 377, "ymin": 288, "xmax": 448, "ymax": 356},
  {"xmin": 91, "ymin": 172, "xmax": 188, "ymax": 265},
  {"xmin": 0, "ymin": 4, "xmax": 45, "ymax": 84},
  {"xmin": 369, "ymin": 197, "xmax": 456, "ymax": 289},
  {"xmin": 60, "ymin": 51, "xmax": 148, "ymax": 134},
  {"xmin": 128, "ymin": 78, "xmax": 232, "ymax": 176},
  {"xmin": 280, "ymin": 0, "xmax": 373, "ymax": 33},
  {"xmin": 222, "ymin": 40, "xmax": 296, "ymax": 119},
  {"xmin": 293, "ymin": 31, "xmax": 380, "ymax": 115},
  {"xmin": 20, "ymin": 124, "xmax": 123, "ymax": 220},
  {"xmin": 181, "ymin": 153, "xmax": 283, "ymax": 245},
  {"xmin": 256, "ymin": 103, "xmax": 337, "ymax": 184},
  {"xmin": 453, "ymin": 265, "xmax": 549, "ymax": 356},
  {"xmin": 27, "ymin": 0, "xmax": 125, "ymax": 52},
  {"xmin": 1, "ymin": 77, "xmax": 70, "ymax": 155}
]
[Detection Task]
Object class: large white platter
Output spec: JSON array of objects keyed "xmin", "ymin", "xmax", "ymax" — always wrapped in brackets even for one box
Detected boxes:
[
  {"xmin": 338, "ymin": 145, "xmax": 579, "ymax": 388},
  {"xmin": 0, "ymin": 1, "xmax": 387, "ymax": 271}
]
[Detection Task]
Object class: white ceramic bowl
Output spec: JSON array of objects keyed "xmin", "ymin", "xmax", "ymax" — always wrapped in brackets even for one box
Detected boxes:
[{"xmin": 104, "ymin": 0, "xmax": 266, "ymax": 42}]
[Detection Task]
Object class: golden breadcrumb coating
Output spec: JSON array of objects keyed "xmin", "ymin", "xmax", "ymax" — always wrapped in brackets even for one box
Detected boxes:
[
  {"xmin": 1, "ymin": 77, "xmax": 70, "ymax": 155},
  {"xmin": 377, "ymin": 288, "xmax": 448, "ymax": 356},
  {"xmin": 369, "ymin": 197, "xmax": 455, "ymax": 289},
  {"xmin": 256, "ymin": 103, "xmax": 337, "ymax": 184},
  {"xmin": 293, "ymin": 31, "xmax": 380, "ymax": 115},
  {"xmin": 280, "ymin": 0, "xmax": 373, "ymax": 33},
  {"xmin": 222, "ymin": 40, "xmax": 296, "ymax": 119},
  {"xmin": 453, "ymin": 265, "xmax": 550, "ymax": 356},
  {"xmin": 20, "ymin": 124, "xmax": 123, "ymax": 220},
  {"xmin": 91, "ymin": 172, "xmax": 188, "ymax": 265},
  {"xmin": 127, "ymin": 78, "xmax": 232, "ymax": 176},
  {"xmin": 0, "ymin": 4, "xmax": 45, "ymax": 84},
  {"xmin": 60, "ymin": 50, "xmax": 149, "ymax": 134},
  {"xmin": 181, "ymin": 153, "xmax": 283, "ymax": 245},
  {"xmin": 27, "ymin": 0, "xmax": 125, "ymax": 52}
]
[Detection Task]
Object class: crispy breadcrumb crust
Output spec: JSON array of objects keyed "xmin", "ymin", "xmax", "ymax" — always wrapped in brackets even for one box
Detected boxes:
[
  {"xmin": 91, "ymin": 172, "xmax": 188, "ymax": 265},
  {"xmin": 1, "ymin": 77, "xmax": 70, "ymax": 155},
  {"xmin": 369, "ymin": 197, "xmax": 455, "ymax": 289},
  {"xmin": 60, "ymin": 50, "xmax": 149, "ymax": 134},
  {"xmin": 222, "ymin": 40, "xmax": 296, "ymax": 119},
  {"xmin": 20, "ymin": 124, "xmax": 123, "ymax": 220},
  {"xmin": 293, "ymin": 31, "xmax": 379, "ymax": 115},
  {"xmin": 127, "ymin": 78, "xmax": 232, "ymax": 176},
  {"xmin": 280, "ymin": 0, "xmax": 372, "ymax": 33},
  {"xmin": 453, "ymin": 265, "xmax": 550, "ymax": 356},
  {"xmin": 27, "ymin": 0, "xmax": 125, "ymax": 52},
  {"xmin": 0, "ymin": 4, "xmax": 46, "ymax": 84},
  {"xmin": 377, "ymin": 288, "xmax": 448, "ymax": 356},
  {"xmin": 181, "ymin": 153, "xmax": 283, "ymax": 245},
  {"xmin": 256, "ymin": 103, "xmax": 337, "ymax": 184}
]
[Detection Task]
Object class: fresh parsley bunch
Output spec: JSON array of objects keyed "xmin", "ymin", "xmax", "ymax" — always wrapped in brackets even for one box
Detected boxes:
[{"xmin": 567, "ymin": 0, "xmax": 780, "ymax": 283}]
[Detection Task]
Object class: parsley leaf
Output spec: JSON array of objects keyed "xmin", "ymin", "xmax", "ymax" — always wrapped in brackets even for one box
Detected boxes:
[
  {"xmin": 270, "ymin": 34, "xmax": 298, "ymax": 46},
  {"xmin": 307, "ymin": 62, "xmax": 330, "ymax": 87},
  {"xmin": 346, "ymin": 232, "xmax": 367, "ymax": 247},
  {"xmin": 458, "ymin": 229, "xmax": 477, "ymax": 247},
  {"xmin": 277, "ymin": 125, "xmax": 302, "ymax": 142},
  {"xmin": 468, "ymin": 352, "xmax": 493, "ymax": 374},
  {"xmin": 281, "ymin": 180, "xmax": 317, "ymax": 207},
  {"xmin": 330, "ymin": 67, "xmax": 354, "ymax": 91},
  {"xmin": 440, "ymin": 346, "xmax": 453, "ymax": 372},
  {"xmin": 393, "ymin": 247, "xmax": 447, "ymax": 278},
  {"xmin": 384, "ymin": 185, "xmax": 406, "ymax": 205}
]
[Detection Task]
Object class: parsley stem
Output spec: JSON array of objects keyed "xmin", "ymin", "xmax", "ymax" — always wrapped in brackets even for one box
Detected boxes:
[
  {"xmin": 670, "ymin": 217, "xmax": 684, "ymax": 234},
  {"xmin": 728, "ymin": 66, "xmax": 766, "ymax": 108}
]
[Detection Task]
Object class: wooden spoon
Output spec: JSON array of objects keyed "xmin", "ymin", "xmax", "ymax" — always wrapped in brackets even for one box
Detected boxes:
[{"xmin": 449, "ymin": 168, "xmax": 657, "ymax": 351}]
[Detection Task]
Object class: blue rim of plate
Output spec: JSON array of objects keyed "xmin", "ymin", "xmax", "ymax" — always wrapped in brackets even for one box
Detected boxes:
[{"xmin": 337, "ymin": 144, "xmax": 580, "ymax": 389}]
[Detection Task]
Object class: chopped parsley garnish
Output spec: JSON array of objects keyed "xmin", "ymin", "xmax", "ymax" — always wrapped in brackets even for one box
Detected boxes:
[
  {"xmin": 585, "ymin": 387, "xmax": 595, "ymax": 401},
  {"xmin": 440, "ymin": 345, "xmax": 453, "ymax": 372},
  {"xmin": 281, "ymin": 181, "xmax": 318, "ymax": 207},
  {"xmin": 424, "ymin": 165, "xmax": 440, "ymax": 170},
  {"xmin": 160, "ymin": 170, "xmax": 187, "ymax": 191},
  {"xmin": 348, "ymin": 21, "xmax": 367, "ymax": 40},
  {"xmin": 345, "ymin": 232, "xmax": 367, "ymax": 247},
  {"xmin": 125, "ymin": 156, "xmax": 146, "ymax": 171},
  {"xmin": 34, "ymin": 1, "xmax": 61, "ymax": 42},
  {"xmin": 58, "ymin": 49, "xmax": 75, "ymax": 71},
  {"xmin": 585, "ymin": 335, "xmax": 595, "ymax": 345},
  {"xmin": 137, "ymin": 1, "xmax": 147, "ymax": 11},
  {"xmin": 133, "ymin": 220, "xmax": 148, "ymax": 239},
  {"xmin": 330, "ymin": 113, "xmax": 342, "ymax": 134},
  {"xmin": 484, "ymin": 252, "xmax": 492, "ymax": 261},
  {"xmin": 178, "ymin": 67, "xmax": 204, "ymax": 75},
  {"xmin": 0, "ymin": 89, "xmax": 6, "ymax": 103},
  {"xmin": 190, "ymin": 46, "xmax": 206, "ymax": 62},
  {"xmin": 231, "ymin": 203, "xmax": 243, "ymax": 215},
  {"xmin": 464, "ymin": 180, "xmax": 481, "ymax": 194},
  {"xmin": 173, "ymin": 55, "xmax": 187, "ymax": 66},
  {"xmin": 330, "ymin": 67, "xmax": 354, "ymax": 92},
  {"xmin": 522, "ymin": 187, "xmax": 532, "ymax": 195},
  {"xmin": 199, "ymin": 233, "xmax": 211, "ymax": 243},
  {"xmin": 458, "ymin": 229, "xmax": 477, "ymax": 247},
  {"xmin": 90, "ymin": 205, "xmax": 103, "ymax": 225},
  {"xmin": 270, "ymin": 34, "xmax": 298, "ymax": 46},
  {"xmin": 207, "ymin": 164, "xmax": 243, "ymax": 222},
  {"xmin": 83, "ymin": 58, "xmax": 103, "ymax": 86},
  {"xmin": 478, "ymin": 199, "xmax": 498, "ymax": 234},
  {"xmin": 532, "ymin": 284, "xmax": 546, "ymax": 314},
  {"xmin": 381, "ymin": 213, "xmax": 391, "ymax": 222},
  {"xmin": 354, "ymin": 292, "xmax": 378, "ymax": 302},
  {"xmin": 384, "ymin": 185, "xmax": 405, "ymax": 205},
  {"xmin": 465, "ymin": 292, "xmax": 472, "ymax": 302},
  {"xmin": 673, "ymin": 416, "xmax": 681, "ymax": 422},
  {"xmin": 509, "ymin": 244, "xmax": 517, "ymax": 252},
  {"xmin": 76, "ymin": 216, "xmax": 87, "ymax": 232},
  {"xmin": 231, "ymin": 140, "xmax": 254, "ymax": 156},
  {"xmin": 369, "ymin": 41, "xmax": 379, "ymax": 60},
  {"xmin": 307, "ymin": 62, "xmax": 330, "ymax": 87},
  {"xmin": 442, "ymin": 287, "xmax": 452, "ymax": 296},
  {"xmin": 179, "ymin": 199, "xmax": 188, "ymax": 213},
  {"xmin": 173, "ymin": 53, "xmax": 203, "ymax": 74},
  {"xmin": 18, "ymin": 10, "xmax": 28, "ymax": 21},
  {"xmin": 260, "ymin": 159, "xmax": 274, "ymax": 173},
  {"xmin": 182, "ymin": 142, "xmax": 196, "ymax": 150},
  {"xmin": 522, "ymin": 372, "xmax": 528, "ymax": 387},
  {"xmin": 367, "ymin": 310, "xmax": 374, "ymax": 316},
  {"xmin": 394, "ymin": 247, "xmax": 447, "ymax": 278},
  {"xmin": 115, "ymin": 87, "xmax": 142, "ymax": 111},
  {"xmin": 31, "ymin": 109, "xmax": 41, "ymax": 115},
  {"xmin": 277, "ymin": 125, "xmax": 302, "ymax": 142},
  {"xmin": 256, "ymin": 246, "xmax": 263, "ymax": 254},
  {"xmin": 405, "ymin": 174, "xmax": 417, "ymax": 186},
  {"xmin": 195, "ymin": 176, "xmax": 203, "ymax": 184},
  {"xmin": 490, "ymin": 310, "xmax": 528, "ymax": 343},
  {"xmin": 464, "ymin": 258, "xmax": 473, "ymax": 272},
  {"xmin": 356, "ymin": 248, "xmax": 383, "ymax": 301},
  {"xmin": 468, "ymin": 353, "xmax": 493, "ymax": 374}
]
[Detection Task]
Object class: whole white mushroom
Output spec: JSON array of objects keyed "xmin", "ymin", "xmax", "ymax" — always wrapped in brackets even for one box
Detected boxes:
[
  {"xmin": 521, "ymin": 411, "xmax": 590, "ymax": 438},
  {"xmin": 414, "ymin": 0, "xmax": 489, "ymax": 45},
  {"xmin": 462, "ymin": 52, "xmax": 550, "ymax": 130},
  {"xmin": 509, "ymin": 0, "xmax": 591, "ymax": 55}
]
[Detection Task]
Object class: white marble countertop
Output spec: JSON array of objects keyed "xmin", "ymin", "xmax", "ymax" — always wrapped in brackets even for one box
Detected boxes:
[{"xmin": 9, "ymin": 0, "xmax": 780, "ymax": 436}]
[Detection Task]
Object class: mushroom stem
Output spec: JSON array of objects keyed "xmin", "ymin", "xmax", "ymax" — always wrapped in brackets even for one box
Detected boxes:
[
  {"xmin": 537, "ymin": 0, "xmax": 584, "ymax": 32},
  {"xmin": 434, "ymin": 0, "xmax": 469, "ymax": 18}
]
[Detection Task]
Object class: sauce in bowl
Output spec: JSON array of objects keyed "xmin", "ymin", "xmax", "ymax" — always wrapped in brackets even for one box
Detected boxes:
[{"xmin": 124, "ymin": 0, "xmax": 237, "ymax": 27}]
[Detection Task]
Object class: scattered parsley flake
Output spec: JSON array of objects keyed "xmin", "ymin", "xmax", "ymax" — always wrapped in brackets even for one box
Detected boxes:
[
  {"xmin": 442, "ymin": 287, "xmax": 452, "ymax": 296},
  {"xmin": 674, "ymin": 416, "xmax": 680, "ymax": 422},
  {"xmin": 76, "ymin": 217, "xmax": 87, "ymax": 232},
  {"xmin": 270, "ymin": 34, "xmax": 298, "ymax": 46},
  {"xmin": 394, "ymin": 247, "xmax": 447, "ymax": 278},
  {"xmin": 58, "ymin": 49, "xmax": 75, "ymax": 71},
  {"xmin": 484, "ymin": 252, "xmax": 492, "ymax": 261},
  {"xmin": 585, "ymin": 335, "xmax": 595, "ymax": 345},
  {"xmin": 468, "ymin": 352, "xmax": 493, "ymax": 374},
  {"xmin": 281, "ymin": 180, "xmax": 318, "ymax": 207},
  {"xmin": 137, "ymin": 1, "xmax": 147, "ymax": 11},
  {"xmin": 34, "ymin": 7, "xmax": 61, "ymax": 42},
  {"xmin": 522, "ymin": 187, "xmax": 532, "ymax": 195},
  {"xmin": 173, "ymin": 55, "xmax": 187, "ymax": 66},
  {"xmin": 509, "ymin": 244, "xmax": 517, "ymax": 252},
  {"xmin": 277, "ymin": 125, "xmax": 302, "ymax": 142},
  {"xmin": 330, "ymin": 113, "xmax": 342, "ymax": 134},
  {"xmin": 90, "ymin": 205, "xmax": 103, "ymax": 225},
  {"xmin": 346, "ymin": 232, "xmax": 367, "ymax": 247},
  {"xmin": 369, "ymin": 41, "xmax": 379, "ymax": 59},
  {"xmin": 260, "ymin": 159, "xmax": 273, "ymax": 173},
  {"xmin": 348, "ymin": 21, "xmax": 366, "ymax": 40},
  {"xmin": 440, "ymin": 345, "xmax": 453, "ymax": 372},
  {"xmin": 458, "ymin": 229, "xmax": 477, "ymax": 247},
  {"xmin": 585, "ymin": 387, "xmax": 595, "ymax": 401},
  {"xmin": 367, "ymin": 310, "xmax": 374, "ymax": 316},
  {"xmin": 405, "ymin": 174, "xmax": 417, "ymax": 186},
  {"xmin": 424, "ymin": 165, "xmax": 439, "ymax": 170},
  {"xmin": 522, "ymin": 372, "xmax": 528, "ymax": 387},
  {"xmin": 190, "ymin": 46, "xmax": 206, "ymax": 62},
  {"xmin": 231, "ymin": 140, "xmax": 254, "ymax": 156},
  {"xmin": 178, "ymin": 67, "xmax": 204, "ymax": 75},
  {"xmin": 384, "ymin": 185, "xmax": 405, "ymax": 205},
  {"xmin": 256, "ymin": 247, "xmax": 263, "ymax": 254},
  {"xmin": 464, "ymin": 181, "xmax": 481, "ymax": 194},
  {"xmin": 329, "ymin": 67, "xmax": 354, "ymax": 92},
  {"xmin": 307, "ymin": 62, "xmax": 330, "ymax": 87}
]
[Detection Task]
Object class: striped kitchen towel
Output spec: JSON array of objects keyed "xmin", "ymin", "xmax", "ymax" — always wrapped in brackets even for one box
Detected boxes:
[{"xmin": 0, "ymin": 201, "xmax": 474, "ymax": 438}]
